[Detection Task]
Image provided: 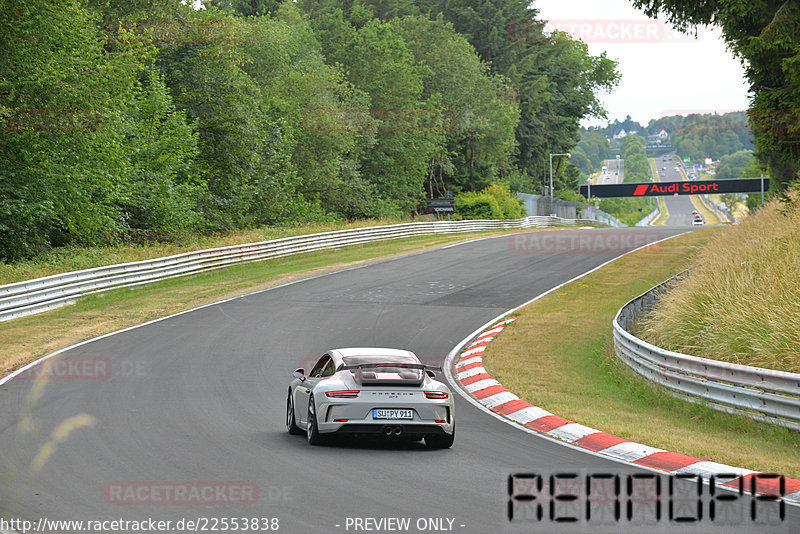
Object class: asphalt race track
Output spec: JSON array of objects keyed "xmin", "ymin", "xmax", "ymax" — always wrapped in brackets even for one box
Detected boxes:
[
  {"xmin": 656, "ymin": 155, "xmax": 705, "ymax": 227},
  {"xmin": 1, "ymin": 226, "xmax": 795, "ymax": 534}
]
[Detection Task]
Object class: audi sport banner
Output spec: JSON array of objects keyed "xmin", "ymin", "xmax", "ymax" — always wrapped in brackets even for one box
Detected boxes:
[{"xmin": 580, "ymin": 178, "xmax": 769, "ymax": 199}]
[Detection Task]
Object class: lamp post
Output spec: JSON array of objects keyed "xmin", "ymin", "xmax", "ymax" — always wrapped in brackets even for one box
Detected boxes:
[{"xmin": 549, "ymin": 152, "xmax": 571, "ymax": 216}]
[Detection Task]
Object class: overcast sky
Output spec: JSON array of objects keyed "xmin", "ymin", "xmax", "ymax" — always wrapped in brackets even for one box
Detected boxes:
[{"xmin": 533, "ymin": 0, "xmax": 751, "ymax": 127}]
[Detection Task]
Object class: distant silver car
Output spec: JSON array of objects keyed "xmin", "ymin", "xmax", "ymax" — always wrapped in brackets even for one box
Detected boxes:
[{"xmin": 286, "ymin": 348, "xmax": 455, "ymax": 448}]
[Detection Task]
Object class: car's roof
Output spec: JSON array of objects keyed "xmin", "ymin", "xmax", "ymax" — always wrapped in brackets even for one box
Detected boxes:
[{"xmin": 329, "ymin": 347, "xmax": 418, "ymax": 360}]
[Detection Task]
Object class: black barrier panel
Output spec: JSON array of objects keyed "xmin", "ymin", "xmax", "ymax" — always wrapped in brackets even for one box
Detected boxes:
[{"xmin": 580, "ymin": 178, "xmax": 769, "ymax": 198}]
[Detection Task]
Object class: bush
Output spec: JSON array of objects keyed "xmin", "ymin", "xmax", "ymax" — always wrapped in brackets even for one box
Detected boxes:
[
  {"xmin": 482, "ymin": 182, "xmax": 526, "ymax": 218},
  {"xmin": 455, "ymin": 192, "xmax": 503, "ymax": 219},
  {"xmin": 456, "ymin": 182, "xmax": 525, "ymax": 219}
]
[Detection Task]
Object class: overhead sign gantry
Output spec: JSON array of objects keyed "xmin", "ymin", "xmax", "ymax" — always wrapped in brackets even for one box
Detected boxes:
[{"xmin": 580, "ymin": 178, "xmax": 769, "ymax": 199}]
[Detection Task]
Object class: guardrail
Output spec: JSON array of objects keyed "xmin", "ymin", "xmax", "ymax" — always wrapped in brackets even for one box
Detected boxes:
[
  {"xmin": 701, "ymin": 194, "xmax": 735, "ymax": 223},
  {"xmin": 613, "ymin": 274, "xmax": 800, "ymax": 430},
  {"xmin": 634, "ymin": 203, "xmax": 660, "ymax": 227},
  {"xmin": 0, "ymin": 216, "xmax": 597, "ymax": 323}
]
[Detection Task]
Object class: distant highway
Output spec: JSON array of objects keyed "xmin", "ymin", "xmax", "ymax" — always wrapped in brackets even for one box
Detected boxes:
[
  {"xmin": 598, "ymin": 158, "xmax": 624, "ymax": 184},
  {"xmin": 655, "ymin": 154, "xmax": 700, "ymax": 226}
]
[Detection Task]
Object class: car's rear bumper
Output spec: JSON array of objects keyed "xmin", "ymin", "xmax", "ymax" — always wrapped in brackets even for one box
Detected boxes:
[
  {"xmin": 330, "ymin": 423, "xmax": 451, "ymax": 439},
  {"xmin": 315, "ymin": 395, "xmax": 454, "ymax": 436}
]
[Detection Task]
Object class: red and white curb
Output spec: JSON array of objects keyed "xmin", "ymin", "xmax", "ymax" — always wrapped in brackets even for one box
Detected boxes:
[{"xmin": 452, "ymin": 318, "xmax": 800, "ymax": 504}]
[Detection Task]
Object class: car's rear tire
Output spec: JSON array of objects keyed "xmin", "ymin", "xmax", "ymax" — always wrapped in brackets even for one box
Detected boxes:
[
  {"xmin": 306, "ymin": 396, "xmax": 326, "ymax": 445},
  {"xmin": 425, "ymin": 425, "xmax": 455, "ymax": 449},
  {"xmin": 286, "ymin": 392, "xmax": 303, "ymax": 435}
]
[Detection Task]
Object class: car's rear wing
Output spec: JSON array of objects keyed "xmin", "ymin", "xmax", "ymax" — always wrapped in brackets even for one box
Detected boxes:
[{"xmin": 338, "ymin": 363, "xmax": 442, "ymax": 386}]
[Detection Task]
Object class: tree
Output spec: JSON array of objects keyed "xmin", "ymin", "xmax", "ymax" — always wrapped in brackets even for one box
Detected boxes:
[
  {"xmin": 117, "ymin": 70, "xmax": 202, "ymax": 231},
  {"xmin": 0, "ymin": 0, "xmax": 147, "ymax": 259},
  {"xmin": 158, "ymin": 10, "xmax": 304, "ymax": 229},
  {"xmin": 631, "ymin": 0, "xmax": 800, "ymax": 190},
  {"xmin": 392, "ymin": 15, "xmax": 518, "ymax": 194},
  {"xmin": 240, "ymin": 4, "xmax": 381, "ymax": 219},
  {"xmin": 715, "ymin": 150, "xmax": 755, "ymax": 179},
  {"xmin": 311, "ymin": 10, "xmax": 442, "ymax": 211}
]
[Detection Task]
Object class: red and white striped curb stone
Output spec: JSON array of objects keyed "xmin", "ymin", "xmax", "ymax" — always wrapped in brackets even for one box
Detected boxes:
[{"xmin": 453, "ymin": 318, "xmax": 800, "ymax": 503}]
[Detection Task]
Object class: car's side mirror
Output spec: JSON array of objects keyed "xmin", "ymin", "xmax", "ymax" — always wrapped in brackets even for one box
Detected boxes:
[
  {"xmin": 293, "ymin": 368, "xmax": 306, "ymax": 381},
  {"xmin": 426, "ymin": 370, "xmax": 436, "ymax": 378}
]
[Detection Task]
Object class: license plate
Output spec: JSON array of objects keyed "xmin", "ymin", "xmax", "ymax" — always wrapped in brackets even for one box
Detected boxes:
[{"xmin": 373, "ymin": 408, "xmax": 413, "ymax": 420}]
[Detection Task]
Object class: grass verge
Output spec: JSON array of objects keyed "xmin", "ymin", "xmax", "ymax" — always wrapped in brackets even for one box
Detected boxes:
[
  {"xmin": 483, "ymin": 229, "xmax": 800, "ymax": 478},
  {"xmin": 652, "ymin": 197, "xmax": 669, "ymax": 226},
  {"xmin": 649, "ymin": 158, "xmax": 669, "ymax": 226},
  {"xmin": 0, "ymin": 228, "xmax": 529, "ymax": 378}
]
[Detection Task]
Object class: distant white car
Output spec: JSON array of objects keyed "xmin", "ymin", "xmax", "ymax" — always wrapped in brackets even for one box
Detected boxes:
[
  {"xmin": 287, "ymin": 348, "xmax": 455, "ymax": 448},
  {"xmin": 692, "ymin": 217, "xmax": 704, "ymax": 226}
]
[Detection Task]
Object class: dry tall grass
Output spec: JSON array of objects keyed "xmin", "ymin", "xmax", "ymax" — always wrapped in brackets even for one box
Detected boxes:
[{"xmin": 638, "ymin": 186, "xmax": 800, "ymax": 372}]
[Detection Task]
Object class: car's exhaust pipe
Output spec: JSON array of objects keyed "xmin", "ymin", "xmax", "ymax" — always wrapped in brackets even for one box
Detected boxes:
[
  {"xmin": 393, "ymin": 426, "xmax": 403, "ymax": 436},
  {"xmin": 382, "ymin": 425, "xmax": 404, "ymax": 437},
  {"xmin": 383, "ymin": 425, "xmax": 394, "ymax": 436}
]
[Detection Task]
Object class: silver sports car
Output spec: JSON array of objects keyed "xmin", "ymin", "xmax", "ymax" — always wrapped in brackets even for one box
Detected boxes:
[{"xmin": 286, "ymin": 348, "xmax": 455, "ymax": 448}]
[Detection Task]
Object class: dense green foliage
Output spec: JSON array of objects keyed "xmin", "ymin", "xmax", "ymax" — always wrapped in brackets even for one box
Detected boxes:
[
  {"xmin": 632, "ymin": 0, "xmax": 800, "ymax": 190},
  {"xmin": 598, "ymin": 197, "xmax": 651, "ymax": 226},
  {"xmin": 572, "ymin": 130, "xmax": 611, "ymax": 175},
  {"xmin": 577, "ymin": 111, "xmax": 757, "ymax": 178},
  {"xmin": 715, "ymin": 150, "xmax": 755, "ymax": 179},
  {"xmin": 649, "ymin": 112, "xmax": 753, "ymax": 162},
  {"xmin": 619, "ymin": 135, "xmax": 651, "ymax": 182},
  {"xmin": 455, "ymin": 182, "xmax": 525, "ymax": 219},
  {"xmin": 0, "ymin": 0, "xmax": 618, "ymax": 261}
]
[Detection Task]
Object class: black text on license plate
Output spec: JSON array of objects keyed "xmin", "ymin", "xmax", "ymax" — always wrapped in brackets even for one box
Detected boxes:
[{"xmin": 373, "ymin": 408, "xmax": 413, "ymax": 419}]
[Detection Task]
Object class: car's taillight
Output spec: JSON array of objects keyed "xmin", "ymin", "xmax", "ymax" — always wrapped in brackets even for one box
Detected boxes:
[
  {"xmin": 424, "ymin": 390, "xmax": 449, "ymax": 399},
  {"xmin": 325, "ymin": 390, "xmax": 360, "ymax": 398}
]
